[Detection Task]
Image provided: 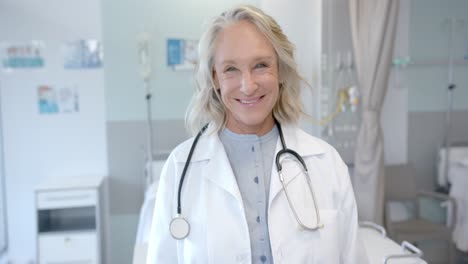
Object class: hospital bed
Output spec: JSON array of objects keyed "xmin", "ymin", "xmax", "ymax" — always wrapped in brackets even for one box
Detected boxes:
[
  {"xmin": 437, "ymin": 144, "xmax": 468, "ymax": 253},
  {"xmin": 359, "ymin": 222, "xmax": 426, "ymax": 264},
  {"xmin": 133, "ymin": 161, "xmax": 427, "ymax": 264}
]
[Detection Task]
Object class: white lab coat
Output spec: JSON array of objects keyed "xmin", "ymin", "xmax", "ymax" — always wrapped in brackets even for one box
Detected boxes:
[{"xmin": 147, "ymin": 124, "xmax": 368, "ymax": 264}]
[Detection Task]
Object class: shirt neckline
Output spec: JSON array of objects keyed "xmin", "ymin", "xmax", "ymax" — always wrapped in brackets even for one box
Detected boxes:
[{"xmin": 220, "ymin": 125, "xmax": 278, "ymax": 143}]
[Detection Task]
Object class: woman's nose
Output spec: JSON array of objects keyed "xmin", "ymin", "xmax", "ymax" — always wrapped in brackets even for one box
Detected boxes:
[{"xmin": 240, "ymin": 72, "xmax": 258, "ymax": 96}]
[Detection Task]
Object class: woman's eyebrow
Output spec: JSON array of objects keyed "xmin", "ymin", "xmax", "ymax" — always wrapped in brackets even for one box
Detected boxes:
[
  {"xmin": 253, "ymin": 56, "xmax": 275, "ymax": 61},
  {"xmin": 219, "ymin": 56, "xmax": 275, "ymax": 65}
]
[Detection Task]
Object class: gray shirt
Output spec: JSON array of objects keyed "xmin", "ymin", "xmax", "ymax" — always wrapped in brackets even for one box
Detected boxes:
[{"xmin": 219, "ymin": 126, "xmax": 278, "ymax": 264}]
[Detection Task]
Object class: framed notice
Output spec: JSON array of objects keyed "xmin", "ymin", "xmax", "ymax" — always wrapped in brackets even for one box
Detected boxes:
[
  {"xmin": 167, "ymin": 38, "xmax": 198, "ymax": 70},
  {"xmin": 38, "ymin": 85, "xmax": 79, "ymax": 114},
  {"xmin": 63, "ymin": 40, "xmax": 103, "ymax": 69},
  {"xmin": 1, "ymin": 41, "xmax": 45, "ymax": 71}
]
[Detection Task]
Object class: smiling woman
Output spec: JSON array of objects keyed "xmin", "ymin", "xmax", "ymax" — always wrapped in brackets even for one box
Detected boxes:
[
  {"xmin": 185, "ymin": 5, "xmax": 304, "ymax": 136},
  {"xmin": 146, "ymin": 4, "xmax": 367, "ymax": 264},
  {"xmin": 213, "ymin": 20, "xmax": 280, "ymax": 135}
]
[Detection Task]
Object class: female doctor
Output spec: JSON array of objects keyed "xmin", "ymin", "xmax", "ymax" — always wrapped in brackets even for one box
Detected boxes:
[{"xmin": 147, "ymin": 5, "xmax": 367, "ymax": 264}]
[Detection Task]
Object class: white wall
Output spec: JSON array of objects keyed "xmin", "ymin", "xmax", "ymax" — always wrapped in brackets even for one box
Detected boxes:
[
  {"xmin": 0, "ymin": 92, "xmax": 6, "ymax": 254},
  {"xmin": 0, "ymin": 0, "xmax": 108, "ymax": 262},
  {"xmin": 408, "ymin": 0, "xmax": 468, "ymax": 112}
]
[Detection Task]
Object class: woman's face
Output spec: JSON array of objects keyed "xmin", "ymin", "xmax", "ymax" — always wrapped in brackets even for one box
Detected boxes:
[{"xmin": 213, "ymin": 20, "xmax": 280, "ymax": 136}]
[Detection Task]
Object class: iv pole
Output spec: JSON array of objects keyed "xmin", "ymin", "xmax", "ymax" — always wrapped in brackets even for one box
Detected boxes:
[
  {"xmin": 138, "ymin": 33, "xmax": 155, "ymax": 189},
  {"xmin": 442, "ymin": 17, "xmax": 457, "ymax": 190}
]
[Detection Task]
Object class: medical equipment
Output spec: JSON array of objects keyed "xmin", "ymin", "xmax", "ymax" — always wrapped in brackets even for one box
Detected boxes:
[
  {"xmin": 437, "ymin": 144, "xmax": 468, "ymax": 187},
  {"xmin": 316, "ymin": 52, "xmax": 360, "ymax": 127},
  {"xmin": 392, "ymin": 56, "xmax": 411, "ymax": 90},
  {"xmin": 441, "ymin": 17, "xmax": 465, "ymax": 190},
  {"xmin": 138, "ymin": 32, "xmax": 156, "ymax": 189},
  {"xmin": 318, "ymin": 51, "xmax": 361, "ymax": 164},
  {"xmin": 437, "ymin": 143, "xmax": 468, "ymax": 252},
  {"xmin": 359, "ymin": 222, "xmax": 427, "ymax": 264},
  {"xmin": 169, "ymin": 120, "xmax": 324, "ymax": 240},
  {"xmin": 35, "ymin": 176, "xmax": 107, "ymax": 264}
]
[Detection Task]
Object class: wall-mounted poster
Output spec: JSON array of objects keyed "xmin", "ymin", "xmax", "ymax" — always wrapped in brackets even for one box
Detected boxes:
[
  {"xmin": 57, "ymin": 85, "xmax": 79, "ymax": 113},
  {"xmin": 38, "ymin": 85, "xmax": 79, "ymax": 114},
  {"xmin": 63, "ymin": 39, "xmax": 103, "ymax": 69},
  {"xmin": 167, "ymin": 38, "xmax": 198, "ymax": 70},
  {"xmin": 38, "ymin": 85, "xmax": 59, "ymax": 114},
  {"xmin": 1, "ymin": 41, "xmax": 45, "ymax": 71}
]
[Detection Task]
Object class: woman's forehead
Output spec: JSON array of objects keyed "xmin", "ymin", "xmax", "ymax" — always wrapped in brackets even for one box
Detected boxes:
[{"xmin": 213, "ymin": 20, "xmax": 276, "ymax": 65}]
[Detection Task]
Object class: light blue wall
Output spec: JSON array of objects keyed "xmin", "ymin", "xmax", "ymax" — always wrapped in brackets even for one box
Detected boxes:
[
  {"xmin": 408, "ymin": 0, "xmax": 468, "ymax": 112},
  {"xmin": 0, "ymin": 99, "xmax": 5, "ymax": 254},
  {"xmin": 102, "ymin": 0, "xmax": 259, "ymax": 121}
]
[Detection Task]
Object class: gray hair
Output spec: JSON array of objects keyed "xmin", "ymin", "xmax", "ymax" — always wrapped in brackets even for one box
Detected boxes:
[{"xmin": 185, "ymin": 4, "xmax": 305, "ymax": 135}]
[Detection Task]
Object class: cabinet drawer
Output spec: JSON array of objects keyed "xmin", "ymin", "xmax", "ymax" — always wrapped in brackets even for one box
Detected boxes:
[
  {"xmin": 37, "ymin": 189, "xmax": 97, "ymax": 209},
  {"xmin": 38, "ymin": 232, "xmax": 98, "ymax": 264}
]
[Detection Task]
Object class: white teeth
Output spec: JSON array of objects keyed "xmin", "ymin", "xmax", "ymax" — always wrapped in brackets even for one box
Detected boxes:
[{"xmin": 240, "ymin": 98, "xmax": 260, "ymax": 104}]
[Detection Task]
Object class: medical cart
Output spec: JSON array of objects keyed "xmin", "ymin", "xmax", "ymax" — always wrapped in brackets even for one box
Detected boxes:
[{"xmin": 35, "ymin": 176, "xmax": 107, "ymax": 264}]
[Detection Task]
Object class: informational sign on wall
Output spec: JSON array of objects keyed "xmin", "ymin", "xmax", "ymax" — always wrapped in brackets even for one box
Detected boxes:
[
  {"xmin": 38, "ymin": 85, "xmax": 79, "ymax": 114},
  {"xmin": 166, "ymin": 38, "xmax": 198, "ymax": 70},
  {"xmin": 63, "ymin": 40, "xmax": 103, "ymax": 69},
  {"xmin": 0, "ymin": 41, "xmax": 45, "ymax": 71}
]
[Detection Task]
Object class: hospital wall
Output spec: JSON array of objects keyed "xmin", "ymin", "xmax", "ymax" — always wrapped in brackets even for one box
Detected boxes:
[
  {"xmin": 0, "ymin": 0, "xmax": 108, "ymax": 262},
  {"xmin": 0, "ymin": 99, "xmax": 5, "ymax": 254},
  {"xmin": 407, "ymin": 0, "xmax": 468, "ymax": 190}
]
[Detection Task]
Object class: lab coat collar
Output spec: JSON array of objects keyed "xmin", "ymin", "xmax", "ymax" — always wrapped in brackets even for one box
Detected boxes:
[
  {"xmin": 173, "ymin": 123, "xmax": 327, "ymax": 206},
  {"xmin": 174, "ymin": 123, "xmax": 326, "ymax": 162},
  {"xmin": 174, "ymin": 123, "xmax": 243, "ymax": 204}
]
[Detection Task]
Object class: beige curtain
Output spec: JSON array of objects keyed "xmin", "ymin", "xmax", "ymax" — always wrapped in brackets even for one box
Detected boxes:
[{"xmin": 349, "ymin": 0, "xmax": 399, "ymax": 224}]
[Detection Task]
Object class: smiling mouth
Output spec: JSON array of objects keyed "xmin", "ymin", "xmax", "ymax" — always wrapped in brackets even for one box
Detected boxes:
[{"xmin": 237, "ymin": 95, "xmax": 265, "ymax": 105}]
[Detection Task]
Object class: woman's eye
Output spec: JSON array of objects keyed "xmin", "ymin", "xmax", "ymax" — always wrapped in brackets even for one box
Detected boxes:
[
  {"xmin": 225, "ymin": 66, "xmax": 237, "ymax": 72},
  {"xmin": 255, "ymin": 63, "xmax": 267, "ymax": 69}
]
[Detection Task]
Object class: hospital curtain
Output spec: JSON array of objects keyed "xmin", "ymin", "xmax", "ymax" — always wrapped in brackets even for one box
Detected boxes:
[{"xmin": 349, "ymin": 0, "xmax": 399, "ymax": 224}]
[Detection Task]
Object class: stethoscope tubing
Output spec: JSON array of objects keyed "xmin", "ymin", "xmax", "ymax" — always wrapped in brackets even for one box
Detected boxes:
[
  {"xmin": 172, "ymin": 119, "xmax": 323, "ymax": 240},
  {"xmin": 176, "ymin": 124, "xmax": 208, "ymax": 215}
]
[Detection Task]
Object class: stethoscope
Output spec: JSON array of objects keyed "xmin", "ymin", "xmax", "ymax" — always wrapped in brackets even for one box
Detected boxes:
[{"xmin": 169, "ymin": 120, "xmax": 324, "ymax": 240}]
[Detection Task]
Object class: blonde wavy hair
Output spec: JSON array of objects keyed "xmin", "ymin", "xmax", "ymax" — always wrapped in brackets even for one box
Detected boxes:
[{"xmin": 185, "ymin": 4, "xmax": 305, "ymax": 135}]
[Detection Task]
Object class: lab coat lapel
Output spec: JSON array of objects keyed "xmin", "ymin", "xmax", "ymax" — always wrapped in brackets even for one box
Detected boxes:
[
  {"xmin": 268, "ymin": 125, "xmax": 326, "ymax": 207},
  {"xmin": 202, "ymin": 132, "xmax": 244, "ymax": 205}
]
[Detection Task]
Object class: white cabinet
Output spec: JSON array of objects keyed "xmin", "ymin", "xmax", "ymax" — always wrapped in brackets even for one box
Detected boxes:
[
  {"xmin": 35, "ymin": 176, "xmax": 107, "ymax": 264},
  {"xmin": 38, "ymin": 232, "xmax": 98, "ymax": 263}
]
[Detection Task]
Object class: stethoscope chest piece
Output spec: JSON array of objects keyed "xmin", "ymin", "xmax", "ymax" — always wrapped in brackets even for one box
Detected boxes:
[{"xmin": 170, "ymin": 215, "xmax": 190, "ymax": 240}]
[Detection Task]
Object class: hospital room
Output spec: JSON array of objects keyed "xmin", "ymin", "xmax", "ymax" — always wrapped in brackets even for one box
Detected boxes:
[{"xmin": 0, "ymin": 0, "xmax": 468, "ymax": 263}]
